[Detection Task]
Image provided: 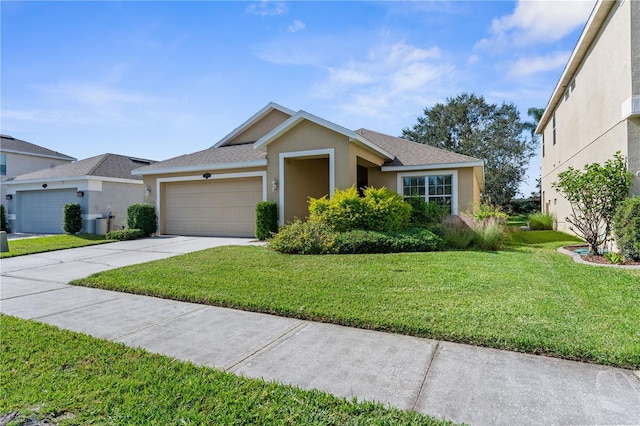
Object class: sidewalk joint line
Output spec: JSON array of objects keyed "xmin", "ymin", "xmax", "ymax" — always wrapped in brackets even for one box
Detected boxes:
[
  {"xmin": 34, "ymin": 296, "xmax": 124, "ymax": 320},
  {"xmin": 0, "ymin": 283, "xmax": 72, "ymax": 300},
  {"xmin": 412, "ymin": 340, "xmax": 441, "ymax": 411}
]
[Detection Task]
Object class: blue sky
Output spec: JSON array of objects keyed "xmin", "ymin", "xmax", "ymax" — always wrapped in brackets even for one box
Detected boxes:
[{"xmin": 1, "ymin": 0, "xmax": 596, "ymax": 196}]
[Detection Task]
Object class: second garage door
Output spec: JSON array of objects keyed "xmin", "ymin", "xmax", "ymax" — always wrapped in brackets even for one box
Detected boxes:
[
  {"xmin": 19, "ymin": 188, "xmax": 78, "ymax": 234},
  {"xmin": 164, "ymin": 177, "xmax": 263, "ymax": 237}
]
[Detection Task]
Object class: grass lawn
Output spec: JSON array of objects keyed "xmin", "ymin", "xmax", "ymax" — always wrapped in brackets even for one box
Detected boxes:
[
  {"xmin": 73, "ymin": 230, "xmax": 640, "ymax": 369},
  {"xmin": 0, "ymin": 316, "xmax": 451, "ymax": 425},
  {"xmin": 507, "ymin": 213, "xmax": 528, "ymax": 227},
  {"xmin": 0, "ymin": 234, "xmax": 110, "ymax": 258}
]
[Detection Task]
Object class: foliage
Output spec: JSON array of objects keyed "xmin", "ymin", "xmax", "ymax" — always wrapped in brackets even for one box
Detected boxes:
[
  {"xmin": 470, "ymin": 203, "xmax": 508, "ymax": 223},
  {"xmin": 552, "ymin": 152, "xmax": 633, "ymax": 255},
  {"xmin": 0, "ymin": 234, "xmax": 109, "ymax": 259},
  {"xmin": 255, "ymin": 201, "xmax": 278, "ymax": 240},
  {"xmin": 604, "ymin": 252, "xmax": 625, "ymax": 265},
  {"xmin": 75, "ymin": 231, "xmax": 640, "ymax": 368},
  {"xmin": 0, "ymin": 204, "xmax": 7, "ymax": 232},
  {"xmin": 402, "ymin": 93, "xmax": 536, "ymax": 206},
  {"xmin": 612, "ymin": 196, "xmax": 640, "ymax": 261},
  {"xmin": 106, "ymin": 228, "xmax": 145, "ymax": 241},
  {"xmin": 309, "ymin": 186, "xmax": 411, "ymax": 232},
  {"xmin": 127, "ymin": 203, "xmax": 157, "ymax": 236},
  {"xmin": 470, "ymin": 217, "xmax": 507, "ymax": 251},
  {"xmin": 405, "ymin": 197, "xmax": 448, "ymax": 229},
  {"xmin": 269, "ymin": 219, "xmax": 337, "ymax": 254},
  {"xmin": 528, "ymin": 212, "xmax": 555, "ymax": 230},
  {"xmin": 508, "ymin": 197, "xmax": 540, "ymax": 215},
  {"xmin": 2, "ymin": 317, "xmax": 448, "ymax": 426},
  {"xmin": 440, "ymin": 217, "xmax": 476, "ymax": 250},
  {"xmin": 334, "ymin": 228, "xmax": 442, "ymax": 254},
  {"xmin": 62, "ymin": 203, "xmax": 83, "ymax": 235}
]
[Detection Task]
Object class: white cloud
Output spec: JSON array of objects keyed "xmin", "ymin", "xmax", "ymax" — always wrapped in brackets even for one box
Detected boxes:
[
  {"xmin": 38, "ymin": 82, "xmax": 157, "ymax": 107},
  {"xmin": 289, "ymin": 19, "xmax": 305, "ymax": 33},
  {"xmin": 508, "ymin": 50, "xmax": 572, "ymax": 77},
  {"xmin": 480, "ymin": 0, "xmax": 595, "ymax": 47},
  {"xmin": 245, "ymin": 1, "xmax": 288, "ymax": 17},
  {"xmin": 466, "ymin": 54, "xmax": 480, "ymax": 66}
]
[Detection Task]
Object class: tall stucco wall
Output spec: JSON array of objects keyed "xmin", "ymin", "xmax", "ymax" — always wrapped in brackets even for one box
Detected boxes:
[{"xmin": 91, "ymin": 181, "xmax": 145, "ymax": 230}]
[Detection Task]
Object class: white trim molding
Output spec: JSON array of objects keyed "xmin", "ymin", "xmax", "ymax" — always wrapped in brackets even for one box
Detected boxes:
[
  {"xmin": 397, "ymin": 170, "xmax": 459, "ymax": 214},
  {"xmin": 278, "ymin": 148, "xmax": 335, "ymax": 225},
  {"xmin": 621, "ymin": 95, "xmax": 640, "ymax": 119},
  {"xmin": 382, "ymin": 161, "xmax": 483, "ymax": 172},
  {"xmin": 132, "ymin": 160, "xmax": 267, "ymax": 176},
  {"xmin": 155, "ymin": 171, "xmax": 267, "ymax": 235}
]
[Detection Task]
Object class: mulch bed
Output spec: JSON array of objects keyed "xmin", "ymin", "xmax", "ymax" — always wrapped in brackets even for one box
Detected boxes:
[{"xmin": 562, "ymin": 245, "xmax": 640, "ymax": 266}]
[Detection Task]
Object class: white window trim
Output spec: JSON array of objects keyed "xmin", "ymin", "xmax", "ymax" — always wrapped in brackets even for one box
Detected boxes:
[
  {"xmin": 278, "ymin": 148, "xmax": 335, "ymax": 225},
  {"xmin": 155, "ymin": 171, "xmax": 267, "ymax": 235},
  {"xmin": 397, "ymin": 170, "xmax": 459, "ymax": 214}
]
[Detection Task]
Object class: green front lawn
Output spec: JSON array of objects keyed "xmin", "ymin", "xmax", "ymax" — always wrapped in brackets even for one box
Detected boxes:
[
  {"xmin": 0, "ymin": 234, "xmax": 110, "ymax": 258},
  {"xmin": 73, "ymin": 230, "xmax": 640, "ymax": 369},
  {"xmin": 1, "ymin": 316, "xmax": 449, "ymax": 425}
]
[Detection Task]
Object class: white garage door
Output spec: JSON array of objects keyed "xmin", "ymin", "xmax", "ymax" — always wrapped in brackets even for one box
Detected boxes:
[
  {"xmin": 20, "ymin": 189, "xmax": 78, "ymax": 234},
  {"xmin": 164, "ymin": 177, "xmax": 263, "ymax": 237}
]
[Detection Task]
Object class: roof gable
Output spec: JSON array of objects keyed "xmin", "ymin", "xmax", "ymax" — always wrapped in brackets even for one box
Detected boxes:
[
  {"xmin": 213, "ymin": 102, "xmax": 295, "ymax": 148},
  {"xmin": 254, "ymin": 110, "xmax": 394, "ymax": 161}
]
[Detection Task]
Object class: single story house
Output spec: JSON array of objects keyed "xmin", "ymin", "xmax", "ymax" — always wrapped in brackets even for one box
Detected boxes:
[
  {"xmin": 133, "ymin": 103, "xmax": 484, "ymax": 238},
  {"xmin": 1, "ymin": 134, "xmax": 76, "ymax": 212},
  {"xmin": 4, "ymin": 153, "xmax": 156, "ymax": 234}
]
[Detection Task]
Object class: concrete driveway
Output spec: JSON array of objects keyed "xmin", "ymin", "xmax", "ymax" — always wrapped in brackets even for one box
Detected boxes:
[{"xmin": 2, "ymin": 236, "xmax": 640, "ymax": 425}]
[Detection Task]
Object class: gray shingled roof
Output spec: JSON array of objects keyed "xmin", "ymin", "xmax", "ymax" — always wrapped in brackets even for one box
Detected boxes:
[
  {"xmin": 133, "ymin": 143, "xmax": 267, "ymax": 172},
  {"xmin": 0, "ymin": 134, "xmax": 76, "ymax": 161},
  {"xmin": 355, "ymin": 129, "xmax": 483, "ymax": 167},
  {"xmin": 10, "ymin": 153, "xmax": 156, "ymax": 181}
]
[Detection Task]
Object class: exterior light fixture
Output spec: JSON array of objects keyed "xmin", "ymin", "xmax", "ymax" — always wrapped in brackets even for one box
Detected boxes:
[
  {"xmin": 144, "ymin": 185, "xmax": 151, "ymax": 197},
  {"xmin": 5, "ymin": 194, "xmax": 12, "ymax": 201},
  {"xmin": 271, "ymin": 178, "xmax": 278, "ymax": 192},
  {"xmin": 203, "ymin": 172, "xmax": 212, "ymax": 179},
  {"xmin": 42, "ymin": 183, "xmax": 48, "ymax": 189},
  {"xmin": 76, "ymin": 191, "xmax": 84, "ymax": 197}
]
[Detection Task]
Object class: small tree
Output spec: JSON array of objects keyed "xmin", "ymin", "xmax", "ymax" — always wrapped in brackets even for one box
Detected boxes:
[
  {"xmin": 552, "ymin": 152, "xmax": 633, "ymax": 255},
  {"xmin": 62, "ymin": 203, "xmax": 83, "ymax": 235}
]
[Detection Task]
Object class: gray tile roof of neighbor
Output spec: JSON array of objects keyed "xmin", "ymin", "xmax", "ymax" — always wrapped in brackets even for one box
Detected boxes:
[
  {"xmin": 0, "ymin": 134, "xmax": 76, "ymax": 161},
  {"xmin": 10, "ymin": 153, "xmax": 156, "ymax": 181},
  {"xmin": 355, "ymin": 129, "xmax": 483, "ymax": 167},
  {"xmin": 133, "ymin": 143, "xmax": 267, "ymax": 173}
]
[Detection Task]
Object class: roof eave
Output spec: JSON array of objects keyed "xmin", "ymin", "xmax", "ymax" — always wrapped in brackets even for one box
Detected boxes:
[
  {"xmin": 536, "ymin": 0, "xmax": 616, "ymax": 134},
  {"xmin": 0, "ymin": 148, "xmax": 77, "ymax": 162},
  {"xmin": 132, "ymin": 160, "xmax": 268, "ymax": 176},
  {"xmin": 381, "ymin": 161, "xmax": 484, "ymax": 172},
  {"xmin": 3, "ymin": 175, "xmax": 143, "ymax": 186}
]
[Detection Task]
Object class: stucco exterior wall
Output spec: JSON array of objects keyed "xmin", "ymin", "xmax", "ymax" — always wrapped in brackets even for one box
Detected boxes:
[
  {"xmin": 226, "ymin": 109, "xmax": 291, "ymax": 145},
  {"xmin": 540, "ymin": 0, "xmax": 637, "ymax": 233},
  {"xmin": 93, "ymin": 181, "xmax": 145, "ymax": 230},
  {"xmin": 283, "ymin": 157, "xmax": 329, "ymax": 222}
]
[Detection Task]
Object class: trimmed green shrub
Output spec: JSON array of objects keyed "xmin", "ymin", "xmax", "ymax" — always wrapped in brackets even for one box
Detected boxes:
[
  {"xmin": 269, "ymin": 220, "xmax": 336, "ymax": 255},
  {"xmin": 62, "ymin": 203, "xmax": 83, "ymax": 235},
  {"xmin": 309, "ymin": 186, "xmax": 410, "ymax": 232},
  {"xmin": 256, "ymin": 201, "xmax": 278, "ymax": 240},
  {"xmin": 334, "ymin": 228, "xmax": 442, "ymax": 254},
  {"xmin": 0, "ymin": 204, "xmax": 7, "ymax": 232},
  {"xmin": 106, "ymin": 228, "xmax": 145, "ymax": 241},
  {"xmin": 405, "ymin": 197, "xmax": 447, "ymax": 228},
  {"xmin": 612, "ymin": 196, "xmax": 640, "ymax": 261},
  {"xmin": 127, "ymin": 203, "xmax": 157, "ymax": 236},
  {"xmin": 528, "ymin": 212, "xmax": 555, "ymax": 230}
]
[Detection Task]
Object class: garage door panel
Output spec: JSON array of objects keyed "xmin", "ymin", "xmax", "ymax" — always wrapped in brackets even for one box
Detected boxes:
[
  {"xmin": 20, "ymin": 189, "xmax": 78, "ymax": 234},
  {"xmin": 164, "ymin": 177, "xmax": 262, "ymax": 237}
]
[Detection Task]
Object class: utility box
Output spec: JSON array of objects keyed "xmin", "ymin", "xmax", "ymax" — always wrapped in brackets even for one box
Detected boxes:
[{"xmin": 95, "ymin": 218, "xmax": 108, "ymax": 235}]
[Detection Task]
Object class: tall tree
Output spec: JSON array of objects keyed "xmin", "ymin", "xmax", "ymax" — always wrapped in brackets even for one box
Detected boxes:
[
  {"xmin": 523, "ymin": 107, "xmax": 544, "ymax": 140},
  {"xmin": 402, "ymin": 93, "xmax": 536, "ymax": 206}
]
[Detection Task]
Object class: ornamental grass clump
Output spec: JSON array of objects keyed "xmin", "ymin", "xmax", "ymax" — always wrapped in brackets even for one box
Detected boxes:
[{"xmin": 528, "ymin": 212, "xmax": 555, "ymax": 230}]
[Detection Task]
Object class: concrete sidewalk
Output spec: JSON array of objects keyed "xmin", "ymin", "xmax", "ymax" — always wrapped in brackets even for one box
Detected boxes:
[{"xmin": 1, "ymin": 236, "xmax": 639, "ymax": 425}]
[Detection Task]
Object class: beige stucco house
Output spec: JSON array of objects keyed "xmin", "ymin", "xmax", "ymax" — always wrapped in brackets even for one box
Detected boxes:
[
  {"xmin": 134, "ymin": 103, "xmax": 484, "ymax": 237},
  {"xmin": 537, "ymin": 0, "xmax": 640, "ymax": 233}
]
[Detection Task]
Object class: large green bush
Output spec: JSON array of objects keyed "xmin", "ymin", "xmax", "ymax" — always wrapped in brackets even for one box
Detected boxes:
[
  {"xmin": 308, "ymin": 186, "xmax": 410, "ymax": 232},
  {"xmin": 62, "ymin": 203, "xmax": 83, "ymax": 235},
  {"xmin": 405, "ymin": 197, "xmax": 447, "ymax": 229},
  {"xmin": 256, "ymin": 201, "xmax": 278, "ymax": 240},
  {"xmin": 268, "ymin": 219, "xmax": 336, "ymax": 255},
  {"xmin": 0, "ymin": 204, "xmax": 7, "ymax": 232},
  {"xmin": 127, "ymin": 203, "xmax": 157, "ymax": 236},
  {"xmin": 612, "ymin": 196, "xmax": 640, "ymax": 261},
  {"xmin": 528, "ymin": 212, "xmax": 555, "ymax": 230}
]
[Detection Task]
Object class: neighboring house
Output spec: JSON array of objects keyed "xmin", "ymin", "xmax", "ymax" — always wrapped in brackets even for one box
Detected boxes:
[
  {"xmin": 0, "ymin": 134, "xmax": 76, "ymax": 213},
  {"xmin": 134, "ymin": 103, "xmax": 484, "ymax": 238},
  {"xmin": 4, "ymin": 153, "xmax": 156, "ymax": 234},
  {"xmin": 537, "ymin": 0, "xmax": 640, "ymax": 233}
]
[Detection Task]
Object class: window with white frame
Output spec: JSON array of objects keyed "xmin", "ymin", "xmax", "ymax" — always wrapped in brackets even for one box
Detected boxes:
[
  {"xmin": 0, "ymin": 154, "xmax": 6, "ymax": 176},
  {"xmin": 402, "ymin": 174, "xmax": 453, "ymax": 213}
]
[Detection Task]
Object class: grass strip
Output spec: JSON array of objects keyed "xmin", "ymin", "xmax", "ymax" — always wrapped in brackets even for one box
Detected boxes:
[
  {"xmin": 0, "ymin": 234, "xmax": 110, "ymax": 258},
  {"xmin": 0, "ymin": 316, "xmax": 451, "ymax": 425},
  {"xmin": 73, "ymin": 231, "xmax": 640, "ymax": 369}
]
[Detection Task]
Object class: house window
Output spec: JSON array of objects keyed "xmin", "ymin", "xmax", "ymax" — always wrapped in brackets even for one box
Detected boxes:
[
  {"xmin": 542, "ymin": 134, "xmax": 545, "ymax": 157},
  {"xmin": 570, "ymin": 79, "xmax": 575, "ymax": 92},
  {"xmin": 552, "ymin": 114, "xmax": 556, "ymax": 146},
  {"xmin": 0, "ymin": 154, "xmax": 6, "ymax": 176},
  {"xmin": 402, "ymin": 174, "xmax": 453, "ymax": 213}
]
